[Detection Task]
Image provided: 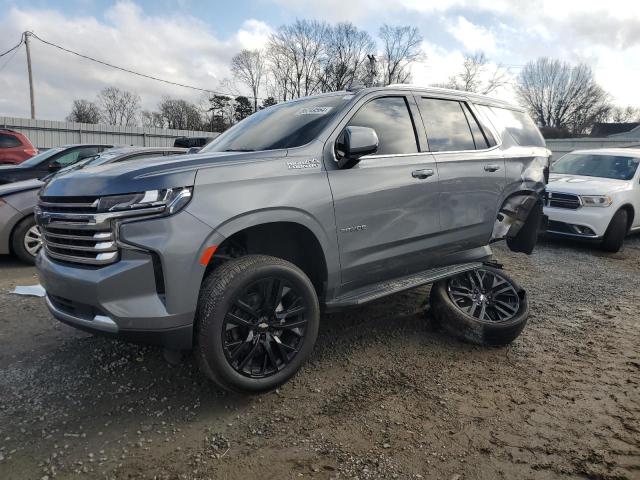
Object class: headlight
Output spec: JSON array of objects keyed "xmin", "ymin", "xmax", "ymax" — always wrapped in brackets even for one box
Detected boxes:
[
  {"xmin": 97, "ymin": 187, "xmax": 192, "ymax": 214},
  {"xmin": 580, "ymin": 195, "xmax": 612, "ymax": 207}
]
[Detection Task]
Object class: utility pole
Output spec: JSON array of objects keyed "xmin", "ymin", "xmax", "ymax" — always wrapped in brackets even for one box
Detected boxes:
[{"xmin": 24, "ymin": 32, "xmax": 36, "ymax": 119}]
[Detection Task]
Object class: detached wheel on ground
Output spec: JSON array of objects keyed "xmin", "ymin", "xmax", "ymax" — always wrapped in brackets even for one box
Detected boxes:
[
  {"xmin": 196, "ymin": 255, "xmax": 320, "ymax": 393},
  {"xmin": 430, "ymin": 266, "xmax": 529, "ymax": 346},
  {"xmin": 601, "ymin": 209, "xmax": 628, "ymax": 253},
  {"xmin": 11, "ymin": 215, "xmax": 42, "ymax": 264}
]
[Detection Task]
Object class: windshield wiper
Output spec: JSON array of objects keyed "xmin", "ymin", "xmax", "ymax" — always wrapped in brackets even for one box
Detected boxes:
[{"xmin": 223, "ymin": 148, "xmax": 255, "ymax": 152}]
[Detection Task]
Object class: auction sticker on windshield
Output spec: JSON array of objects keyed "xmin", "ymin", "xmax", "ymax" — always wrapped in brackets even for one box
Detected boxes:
[{"xmin": 296, "ymin": 106, "xmax": 333, "ymax": 115}]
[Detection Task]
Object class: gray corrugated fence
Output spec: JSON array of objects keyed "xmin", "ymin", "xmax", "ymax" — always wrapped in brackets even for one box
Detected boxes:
[
  {"xmin": 546, "ymin": 138, "xmax": 640, "ymax": 160},
  {"xmin": 0, "ymin": 116, "xmax": 215, "ymax": 149}
]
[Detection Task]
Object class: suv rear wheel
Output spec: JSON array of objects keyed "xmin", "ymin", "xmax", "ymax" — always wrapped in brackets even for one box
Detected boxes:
[
  {"xmin": 196, "ymin": 255, "xmax": 320, "ymax": 393},
  {"xmin": 430, "ymin": 266, "xmax": 529, "ymax": 346}
]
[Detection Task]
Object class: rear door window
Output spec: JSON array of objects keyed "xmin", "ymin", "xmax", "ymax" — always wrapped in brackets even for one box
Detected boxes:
[
  {"xmin": 0, "ymin": 134, "xmax": 22, "ymax": 148},
  {"xmin": 346, "ymin": 96, "xmax": 419, "ymax": 155},
  {"xmin": 485, "ymin": 107, "xmax": 545, "ymax": 147},
  {"xmin": 418, "ymin": 98, "xmax": 476, "ymax": 152}
]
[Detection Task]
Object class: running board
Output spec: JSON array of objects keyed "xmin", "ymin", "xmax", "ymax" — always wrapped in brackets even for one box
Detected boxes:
[{"xmin": 326, "ymin": 262, "xmax": 483, "ymax": 308}]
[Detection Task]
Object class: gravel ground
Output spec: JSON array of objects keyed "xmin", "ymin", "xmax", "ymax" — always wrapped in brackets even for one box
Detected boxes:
[{"xmin": 0, "ymin": 236, "xmax": 639, "ymax": 480}]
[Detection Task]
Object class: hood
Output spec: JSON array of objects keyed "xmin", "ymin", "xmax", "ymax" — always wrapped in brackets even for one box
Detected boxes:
[
  {"xmin": 547, "ymin": 173, "xmax": 631, "ymax": 195},
  {"xmin": 0, "ymin": 178, "xmax": 43, "ymax": 196},
  {"xmin": 40, "ymin": 150, "xmax": 286, "ymax": 197}
]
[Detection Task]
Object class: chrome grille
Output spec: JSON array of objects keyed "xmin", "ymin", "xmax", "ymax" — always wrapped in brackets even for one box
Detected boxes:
[
  {"xmin": 547, "ymin": 192, "xmax": 581, "ymax": 210},
  {"xmin": 37, "ymin": 196, "xmax": 119, "ymax": 266}
]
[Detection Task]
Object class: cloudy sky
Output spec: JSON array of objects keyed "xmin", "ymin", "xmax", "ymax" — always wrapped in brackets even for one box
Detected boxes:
[{"xmin": 1, "ymin": 0, "xmax": 639, "ymax": 121}]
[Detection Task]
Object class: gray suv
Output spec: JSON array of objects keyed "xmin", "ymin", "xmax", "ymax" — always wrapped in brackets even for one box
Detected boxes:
[{"xmin": 35, "ymin": 86, "xmax": 549, "ymax": 392}]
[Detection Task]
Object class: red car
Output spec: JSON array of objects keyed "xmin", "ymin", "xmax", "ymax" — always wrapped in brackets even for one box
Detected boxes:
[{"xmin": 0, "ymin": 129, "xmax": 38, "ymax": 165}]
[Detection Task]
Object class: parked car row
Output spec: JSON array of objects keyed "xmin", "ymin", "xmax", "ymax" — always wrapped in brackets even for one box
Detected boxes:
[{"xmin": 0, "ymin": 146, "xmax": 187, "ymax": 263}]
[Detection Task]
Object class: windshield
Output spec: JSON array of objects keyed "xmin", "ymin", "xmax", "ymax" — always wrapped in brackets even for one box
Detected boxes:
[
  {"xmin": 202, "ymin": 94, "xmax": 353, "ymax": 153},
  {"xmin": 42, "ymin": 151, "xmax": 117, "ymax": 181},
  {"xmin": 551, "ymin": 153, "xmax": 640, "ymax": 181},
  {"xmin": 18, "ymin": 148, "xmax": 63, "ymax": 167}
]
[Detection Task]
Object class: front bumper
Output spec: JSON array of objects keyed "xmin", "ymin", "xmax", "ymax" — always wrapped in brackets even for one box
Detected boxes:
[
  {"xmin": 37, "ymin": 210, "xmax": 222, "ymax": 349},
  {"xmin": 543, "ymin": 205, "xmax": 612, "ymax": 239},
  {"xmin": 38, "ymin": 249, "xmax": 195, "ymax": 349}
]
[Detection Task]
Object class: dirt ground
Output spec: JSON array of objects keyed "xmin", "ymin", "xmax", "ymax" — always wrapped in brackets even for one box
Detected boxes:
[{"xmin": 0, "ymin": 236, "xmax": 639, "ymax": 480}]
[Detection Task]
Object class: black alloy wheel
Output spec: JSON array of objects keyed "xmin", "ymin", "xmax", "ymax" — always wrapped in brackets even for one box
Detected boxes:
[
  {"xmin": 446, "ymin": 268, "xmax": 520, "ymax": 323},
  {"xmin": 196, "ymin": 255, "xmax": 320, "ymax": 393},
  {"xmin": 222, "ymin": 277, "xmax": 308, "ymax": 378},
  {"xmin": 430, "ymin": 265, "xmax": 529, "ymax": 346}
]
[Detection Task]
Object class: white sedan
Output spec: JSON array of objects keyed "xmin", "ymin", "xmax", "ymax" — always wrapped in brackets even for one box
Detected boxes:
[{"xmin": 544, "ymin": 148, "xmax": 640, "ymax": 252}]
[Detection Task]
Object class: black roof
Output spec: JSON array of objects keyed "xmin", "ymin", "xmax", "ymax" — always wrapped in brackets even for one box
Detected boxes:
[{"xmin": 590, "ymin": 122, "xmax": 640, "ymax": 137}]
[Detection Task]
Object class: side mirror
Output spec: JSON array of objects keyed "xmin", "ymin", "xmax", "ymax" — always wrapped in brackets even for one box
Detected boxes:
[
  {"xmin": 335, "ymin": 126, "xmax": 379, "ymax": 169},
  {"xmin": 187, "ymin": 147, "xmax": 201, "ymax": 154},
  {"xmin": 48, "ymin": 161, "xmax": 61, "ymax": 171}
]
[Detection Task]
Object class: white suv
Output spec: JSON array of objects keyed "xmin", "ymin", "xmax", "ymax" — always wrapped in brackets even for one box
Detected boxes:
[{"xmin": 545, "ymin": 148, "xmax": 640, "ymax": 252}]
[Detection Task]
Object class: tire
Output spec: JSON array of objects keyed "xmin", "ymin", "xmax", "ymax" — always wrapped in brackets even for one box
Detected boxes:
[
  {"xmin": 11, "ymin": 215, "xmax": 42, "ymax": 264},
  {"xmin": 430, "ymin": 266, "xmax": 529, "ymax": 346},
  {"xmin": 601, "ymin": 210, "xmax": 628, "ymax": 253},
  {"xmin": 196, "ymin": 255, "xmax": 320, "ymax": 393}
]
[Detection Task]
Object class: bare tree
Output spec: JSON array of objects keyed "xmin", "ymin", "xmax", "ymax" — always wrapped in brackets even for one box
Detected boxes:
[
  {"xmin": 267, "ymin": 19, "xmax": 329, "ymax": 99},
  {"xmin": 157, "ymin": 97, "xmax": 202, "ymax": 130},
  {"xmin": 608, "ymin": 105, "xmax": 640, "ymax": 123},
  {"xmin": 437, "ymin": 52, "xmax": 509, "ymax": 95},
  {"xmin": 141, "ymin": 110, "xmax": 164, "ymax": 128},
  {"xmin": 319, "ymin": 23, "xmax": 374, "ymax": 91},
  {"xmin": 516, "ymin": 58, "xmax": 611, "ymax": 135},
  {"xmin": 97, "ymin": 87, "xmax": 140, "ymax": 126},
  {"xmin": 378, "ymin": 25, "xmax": 423, "ymax": 85},
  {"xmin": 66, "ymin": 99, "xmax": 101, "ymax": 124},
  {"xmin": 231, "ymin": 49, "xmax": 265, "ymax": 112}
]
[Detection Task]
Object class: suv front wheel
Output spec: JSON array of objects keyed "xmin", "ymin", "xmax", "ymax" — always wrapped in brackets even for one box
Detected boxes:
[{"xmin": 196, "ymin": 255, "xmax": 320, "ymax": 393}]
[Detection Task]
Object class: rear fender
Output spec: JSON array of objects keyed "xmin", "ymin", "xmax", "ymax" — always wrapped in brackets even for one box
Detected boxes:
[{"xmin": 492, "ymin": 191, "xmax": 547, "ymax": 254}]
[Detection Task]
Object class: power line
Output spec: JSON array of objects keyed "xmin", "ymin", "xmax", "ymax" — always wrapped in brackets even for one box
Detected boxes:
[
  {"xmin": 0, "ymin": 41, "xmax": 21, "ymax": 73},
  {"xmin": 0, "ymin": 35, "xmax": 24, "ymax": 58},
  {"xmin": 24, "ymin": 31, "xmax": 271, "ymax": 100}
]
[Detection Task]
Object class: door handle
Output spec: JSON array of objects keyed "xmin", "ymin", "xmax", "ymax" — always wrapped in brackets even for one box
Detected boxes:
[
  {"xmin": 484, "ymin": 164, "xmax": 501, "ymax": 172},
  {"xmin": 412, "ymin": 168, "xmax": 435, "ymax": 179}
]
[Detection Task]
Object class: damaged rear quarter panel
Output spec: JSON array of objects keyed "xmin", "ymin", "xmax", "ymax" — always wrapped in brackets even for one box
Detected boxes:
[{"xmin": 492, "ymin": 144, "xmax": 550, "ymax": 249}]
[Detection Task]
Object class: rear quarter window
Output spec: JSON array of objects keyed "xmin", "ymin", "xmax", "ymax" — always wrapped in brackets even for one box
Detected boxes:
[
  {"xmin": 0, "ymin": 134, "xmax": 22, "ymax": 148},
  {"xmin": 485, "ymin": 107, "xmax": 545, "ymax": 147}
]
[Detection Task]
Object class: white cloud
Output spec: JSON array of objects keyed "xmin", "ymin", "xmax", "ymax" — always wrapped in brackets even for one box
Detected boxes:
[
  {"xmin": 446, "ymin": 16, "xmax": 497, "ymax": 54},
  {"xmin": 0, "ymin": 1, "xmax": 268, "ymax": 120}
]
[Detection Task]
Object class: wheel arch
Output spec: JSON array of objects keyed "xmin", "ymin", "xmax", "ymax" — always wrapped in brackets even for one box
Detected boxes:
[
  {"xmin": 205, "ymin": 210, "xmax": 337, "ymax": 301},
  {"xmin": 618, "ymin": 203, "xmax": 635, "ymax": 232}
]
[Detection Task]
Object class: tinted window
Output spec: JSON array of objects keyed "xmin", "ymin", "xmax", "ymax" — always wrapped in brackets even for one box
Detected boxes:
[
  {"xmin": 419, "ymin": 98, "xmax": 475, "ymax": 152},
  {"xmin": 18, "ymin": 148, "xmax": 61, "ymax": 167},
  {"xmin": 0, "ymin": 134, "xmax": 22, "ymax": 148},
  {"xmin": 551, "ymin": 154, "xmax": 639, "ymax": 181},
  {"xmin": 203, "ymin": 95, "xmax": 351, "ymax": 153},
  {"xmin": 489, "ymin": 107, "xmax": 545, "ymax": 147},
  {"xmin": 346, "ymin": 96, "xmax": 418, "ymax": 155},
  {"xmin": 52, "ymin": 147, "xmax": 99, "ymax": 167}
]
